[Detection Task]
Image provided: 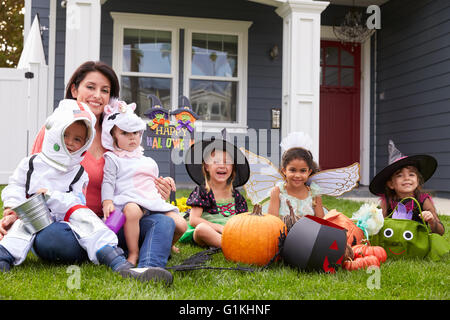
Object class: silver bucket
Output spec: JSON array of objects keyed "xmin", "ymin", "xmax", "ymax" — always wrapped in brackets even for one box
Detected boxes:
[{"xmin": 12, "ymin": 193, "xmax": 54, "ymax": 234}]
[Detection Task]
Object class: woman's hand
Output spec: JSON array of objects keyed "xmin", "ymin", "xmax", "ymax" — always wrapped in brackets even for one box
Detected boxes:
[
  {"xmin": 155, "ymin": 176, "xmax": 176, "ymax": 201},
  {"xmin": 0, "ymin": 208, "xmax": 18, "ymax": 240}
]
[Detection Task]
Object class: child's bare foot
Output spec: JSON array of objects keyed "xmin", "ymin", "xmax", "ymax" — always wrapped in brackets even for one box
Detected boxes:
[
  {"xmin": 127, "ymin": 252, "xmax": 139, "ymax": 266},
  {"xmin": 171, "ymin": 245, "xmax": 180, "ymax": 254}
]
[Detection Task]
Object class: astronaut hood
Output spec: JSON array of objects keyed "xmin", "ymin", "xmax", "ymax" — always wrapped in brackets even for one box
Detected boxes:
[
  {"xmin": 101, "ymin": 99, "xmax": 146, "ymax": 151},
  {"xmin": 41, "ymin": 99, "xmax": 96, "ymax": 172}
]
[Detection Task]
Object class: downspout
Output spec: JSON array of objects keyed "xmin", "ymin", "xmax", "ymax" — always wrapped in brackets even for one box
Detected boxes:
[{"xmin": 372, "ymin": 31, "xmax": 377, "ymax": 178}]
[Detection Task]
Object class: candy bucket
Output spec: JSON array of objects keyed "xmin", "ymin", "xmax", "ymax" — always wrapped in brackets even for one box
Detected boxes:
[{"xmin": 12, "ymin": 193, "xmax": 53, "ymax": 234}]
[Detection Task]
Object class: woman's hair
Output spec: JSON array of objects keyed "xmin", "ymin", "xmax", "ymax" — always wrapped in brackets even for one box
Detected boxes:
[
  {"xmin": 384, "ymin": 165, "xmax": 424, "ymax": 204},
  {"xmin": 65, "ymin": 61, "xmax": 120, "ymax": 100},
  {"xmin": 201, "ymin": 149, "xmax": 236, "ymax": 192},
  {"xmin": 281, "ymin": 147, "xmax": 320, "ymax": 176}
]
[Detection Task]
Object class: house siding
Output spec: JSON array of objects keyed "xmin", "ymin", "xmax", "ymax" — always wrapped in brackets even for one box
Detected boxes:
[
  {"xmin": 34, "ymin": 1, "xmax": 365, "ymax": 188},
  {"xmin": 30, "ymin": 0, "xmax": 50, "ymax": 64},
  {"xmin": 375, "ymin": 0, "xmax": 450, "ymax": 195}
]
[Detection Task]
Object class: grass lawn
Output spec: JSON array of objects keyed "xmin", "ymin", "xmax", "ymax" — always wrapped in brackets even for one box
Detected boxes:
[{"xmin": 0, "ymin": 186, "xmax": 448, "ymax": 300}]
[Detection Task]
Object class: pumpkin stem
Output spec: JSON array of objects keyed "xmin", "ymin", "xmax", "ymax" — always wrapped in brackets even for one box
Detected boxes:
[
  {"xmin": 251, "ymin": 204, "xmax": 263, "ymax": 216},
  {"xmin": 344, "ymin": 244, "xmax": 354, "ymax": 261},
  {"xmin": 282, "ymin": 199, "xmax": 300, "ymax": 232}
]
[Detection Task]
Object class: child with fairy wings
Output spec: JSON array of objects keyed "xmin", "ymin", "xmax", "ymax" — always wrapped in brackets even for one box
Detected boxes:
[{"xmin": 241, "ymin": 131, "xmax": 360, "ymax": 221}]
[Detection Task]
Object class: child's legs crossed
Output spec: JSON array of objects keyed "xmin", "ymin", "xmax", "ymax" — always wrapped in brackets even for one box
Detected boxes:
[{"xmin": 193, "ymin": 223, "xmax": 221, "ymax": 248}]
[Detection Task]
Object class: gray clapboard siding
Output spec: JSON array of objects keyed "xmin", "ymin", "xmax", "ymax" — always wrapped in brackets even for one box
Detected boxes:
[
  {"xmin": 98, "ymin": 0, "xmax": 283, "ymax": 183},
  {"xmin": 375, "ymin": 0, "xmax": 450, "ymax": 193}
]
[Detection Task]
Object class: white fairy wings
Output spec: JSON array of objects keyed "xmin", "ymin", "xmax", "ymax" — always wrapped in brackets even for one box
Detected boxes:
[{"xmin": 240, "ymin": 148, "xmax": 360, "ymax": 206}]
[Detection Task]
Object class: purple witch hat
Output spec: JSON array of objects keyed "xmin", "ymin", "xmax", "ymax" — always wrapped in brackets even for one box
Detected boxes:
[
  {"xmin": 144, "ymin": 94, "xmax": 170, "ymax": 120},
  {"xmin": 170, "ymin": 96, "xmax": 199, "ymax": 132}
]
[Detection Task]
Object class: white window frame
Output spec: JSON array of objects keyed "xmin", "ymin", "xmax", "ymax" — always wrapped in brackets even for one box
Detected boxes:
[
  {"xmin": 111, "ymin": 12, "xmax": 179, "ymax": 114},
  {"xmin": 111, "ymin": 12, "xmax": 252, "ymax": 133}
]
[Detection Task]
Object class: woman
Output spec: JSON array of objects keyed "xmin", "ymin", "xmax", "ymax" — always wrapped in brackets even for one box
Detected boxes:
[{"xmin": 0, "ymin": 61, "xmax": 176, "ymax": 283}]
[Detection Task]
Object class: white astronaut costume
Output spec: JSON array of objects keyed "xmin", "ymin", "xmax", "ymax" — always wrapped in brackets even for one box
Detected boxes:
[
  {"xmin": 0, "ymin": 99, "xmax": 118, "ymax": 265},
  {"xmin": 101, "ymin": 99, "xmax": 178, "ymax": 214}
]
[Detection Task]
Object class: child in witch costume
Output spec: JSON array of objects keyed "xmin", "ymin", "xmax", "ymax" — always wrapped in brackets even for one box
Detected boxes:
[
  {"xmin": 0, "ymin": 100, "xmax": 136, "ymax": 276},
  {"xmin": 369, "ymin": 140, "xmax": 444, "ymax": 235},
  {"xmin": 101, "ymin": 99, "xmax": 186, "ymax": 263},
  {"xmin": 181, "ymin": 135, "xmax": 250, "ymax": 248}
]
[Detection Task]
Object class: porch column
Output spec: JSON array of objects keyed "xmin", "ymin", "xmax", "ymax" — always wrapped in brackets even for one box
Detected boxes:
[
  {"xmin": 64, "ymin": 0, "xmax": 102, "ymax": 86},
  {"xmin": 276, "ymin": 0, "xmax": 329, "ymax": 161}
]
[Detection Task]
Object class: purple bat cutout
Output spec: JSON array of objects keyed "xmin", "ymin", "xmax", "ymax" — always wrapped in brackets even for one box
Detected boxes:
[{"xmin": 392, "ymin": 203, "xmax": 413, "ymax": 220}]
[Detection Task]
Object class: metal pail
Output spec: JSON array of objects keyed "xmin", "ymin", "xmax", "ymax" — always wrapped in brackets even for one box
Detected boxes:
[{"xmin": 12, "ymin": 193, "xmax": 53, "ymax": 234}]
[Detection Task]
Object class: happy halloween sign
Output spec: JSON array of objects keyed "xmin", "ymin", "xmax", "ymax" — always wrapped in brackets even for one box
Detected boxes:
[
  {"xmin": 144, "ymin": 95, "xmax": 198, "ymax": 151},
  {"xmin": 146, "ymin": 125, "xmax": 195, "ymax": 150}
]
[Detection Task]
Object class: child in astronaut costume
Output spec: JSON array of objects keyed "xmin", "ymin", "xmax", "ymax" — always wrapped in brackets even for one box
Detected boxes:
[
  {"xmin": 0, "ymin": 99, "xmax": 133, "ymax": 274},
  {"xmin": 101, "ymin": 99, "xmax": 184, "ymax": 265}
]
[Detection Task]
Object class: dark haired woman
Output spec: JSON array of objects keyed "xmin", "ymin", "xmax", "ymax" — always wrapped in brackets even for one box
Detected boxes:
[{"xmin": 0, "ymin": 61, "xmax": 176, "ymax": 284}]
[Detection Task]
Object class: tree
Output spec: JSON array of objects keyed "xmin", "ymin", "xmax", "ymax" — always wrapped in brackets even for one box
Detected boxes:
[{"xmin": 0, "ymin": 0, "xmax": 24, "ymax": 67}]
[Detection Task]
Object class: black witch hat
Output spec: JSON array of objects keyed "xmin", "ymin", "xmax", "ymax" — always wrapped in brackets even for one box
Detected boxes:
[{"xmin": 369, "ymin": 140, "xmax": 437, "ymax": 195}]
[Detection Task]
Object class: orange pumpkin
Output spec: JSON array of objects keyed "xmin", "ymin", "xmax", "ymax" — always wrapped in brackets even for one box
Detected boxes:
[
  {"xmin": 222, "ymin": 204, "xmax": 286, "ymax": 266},
  {"xmin": 324, "ymin": 210, "xmax": 365, "ymax": 246},
  {"xmin": 343, "ymin": 255, "xmax": 380, "ymax": 271},
  {"xmin": 352, "ymin": 243, "xmax": 387, "ymax": 263}
]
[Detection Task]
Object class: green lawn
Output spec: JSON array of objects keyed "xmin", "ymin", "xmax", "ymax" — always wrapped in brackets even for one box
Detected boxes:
[{"xmin": 0, "ymin": 186, "xmax": 449, "ymax": 300}]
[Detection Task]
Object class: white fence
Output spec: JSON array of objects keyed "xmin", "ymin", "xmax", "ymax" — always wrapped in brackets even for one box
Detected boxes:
[{"xmin": 0, "ymin": 64, "xmax": 48, "ymax": 184}]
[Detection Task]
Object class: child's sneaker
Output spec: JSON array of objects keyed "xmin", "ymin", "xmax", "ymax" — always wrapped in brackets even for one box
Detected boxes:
[
  {"xmin": 0, "ymin": 245, "xmax": 14, "ymax": 273},
  {"xmin": 0, "ymin": 260, "xmax": 12, "ymax": 272},
  {"xmin": 96, "ymin": 245, "xmax": 133, "ymax": 272},
  {"xmin": 119, "ymin": 267, "xmax": 173, "ymax": 285}
]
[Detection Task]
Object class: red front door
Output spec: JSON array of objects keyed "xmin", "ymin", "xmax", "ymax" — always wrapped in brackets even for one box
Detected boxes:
[{"xmin": 319, "ymin": 41, "xmax": 361, "ymax": 170}]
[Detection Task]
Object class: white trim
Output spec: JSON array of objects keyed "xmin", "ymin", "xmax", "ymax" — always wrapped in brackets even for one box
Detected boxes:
[
  {"xmin": 47, "ymin": 0, "xmax": 57, "ymax": 115},
  {"xmin": 111, "ymin": 13, "xmax": 179, "ymax": 111},
  {"xmin": 276, "ymin": 1, "xmax": 329, "ymax": 161},
  {"xmin": 183, "ymin": 24, "xmax": 251, "ymax": 133},
  {"xmin": 111, "ymin": 12, "xmax": 252, "ymax": 133},
  {"xmin": 23, "ymin": 0, "xmax": 32, "ymax": 44},
  {"xmin": 64, "ymin": 0, "xmax": 101, "ymax": 86},
  {"xmin": 320, "ymin": 25, "xmax": 372, "ymax": 185}
]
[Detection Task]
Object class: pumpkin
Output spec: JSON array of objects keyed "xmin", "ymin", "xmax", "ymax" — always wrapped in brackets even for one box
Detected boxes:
[
  {"xmin": 222, "ymin": 204, "xmax": 286, "ymax": 266},
  {"xmin": 352, "ymin": 242, "xmax": 387, "ymax": 263},
  {"xmin": 324, "ymin": 209, "xmax": 365, "ymax": 246},
  {"xmin": 342, "ymin": 255, "xmax": 380, "ymax": 271}
]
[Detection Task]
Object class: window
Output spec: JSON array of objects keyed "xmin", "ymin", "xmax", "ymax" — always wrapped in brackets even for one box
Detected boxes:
[
  {"xmin": 188, "ymin": 33, "xmax": 237, "ymax": 123},
  {"xmin": 320, "ymin": 42, "xmax": 358, "ymax": 89},
  {"xmin": 112, "ymin": 13, "xmax": 251, "ymax": 132}
]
